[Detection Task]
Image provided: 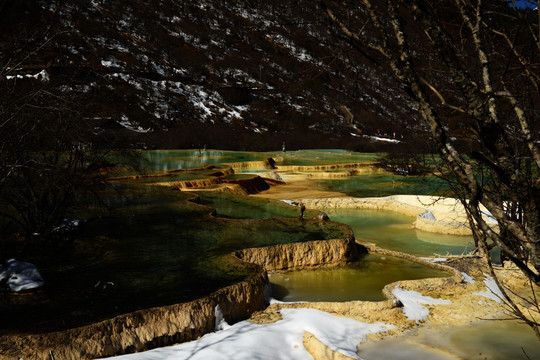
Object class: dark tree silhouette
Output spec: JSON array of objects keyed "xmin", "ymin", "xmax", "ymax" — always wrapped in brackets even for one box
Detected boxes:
[
  {"xmin": 0, "ymin": 2, "xmax": 139, "ymax": 241},
  {"xmin": 322, "ymin": 0, "xmax": 539, "ymax": 337}
]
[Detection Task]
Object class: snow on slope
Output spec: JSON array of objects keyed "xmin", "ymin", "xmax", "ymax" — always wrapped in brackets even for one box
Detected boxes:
[{"xmin": 99, "ymin": 308, "xmax": 394, "ymax": 360}]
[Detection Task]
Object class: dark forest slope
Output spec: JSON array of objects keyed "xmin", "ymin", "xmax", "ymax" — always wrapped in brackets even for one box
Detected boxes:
[{"xmin": 1, "ymin": 0, "xmax": 532, "ymax": 151}]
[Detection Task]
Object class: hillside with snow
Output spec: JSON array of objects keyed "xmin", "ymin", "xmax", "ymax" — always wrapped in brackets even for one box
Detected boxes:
[{"xmin": 0, "ymin": 0, "xmax": 425, "ymax": 151}]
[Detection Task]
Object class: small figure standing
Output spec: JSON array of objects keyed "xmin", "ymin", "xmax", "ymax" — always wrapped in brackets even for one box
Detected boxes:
[
  {"xmin": 298, "ymin": 203, "xmax": 306, "ymax": 220},
  {"xmin": 282, "ymin": 142, "xmax": 286, "ymax": 152}
]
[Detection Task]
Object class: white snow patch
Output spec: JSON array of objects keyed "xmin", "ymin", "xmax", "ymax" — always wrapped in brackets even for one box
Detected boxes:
[
  {"xmin": 268, "ymin": 34, "xmax": 322, "ymax": 66},
  {"xmin": 363, "ymin": 135, "xmax": 401, "ymax": 143},
  {"xmin": 0, "ymin": 259, "xmax": 45, "ymax": 292},
  {"xmin": 99, "ymin": 308, "xmax": 394, "ymax": 360},
  {"xmin": 392, "ymin": 286, "xmax": 451, "ymax": 322},
  {"xmin": 151, "ymin": 63, "xmax": 166, "ymax": 76},
  {"xmin": 473, "ymin": 274, "xmax": 504, "ymax": 303},
  {"xmin": 269, "ymin": 297, "xmax": 307, "ymax": 305},
  {"xmin": 461, "ymin": 272, "xmax": 476, "ymax": 284},
  {"xmin": 54, "ymin": 218, "xmax": 86, "ymax": 232},
  {"xmin": 420, "ymin": 257, "xmax": 447, "ymax": 263},
  {"xmin": 419, "ymin": 210, "xmax": 436, "ymax": 220},
  {"xmin": 173, "ymin": 68, "xmax": 188, "ymax": 76},
  {"xmin": 214, "ymin": 305, "xmax": 230, "ymax": 331},
  {"xmin": 118, "ymin": 114, "xmax": 151, "ymax": 133},
  {"xmin": 6, "ymin": 70, "xmax": 49, "ymax": 81},
  {"xmin": 101, "ymin": 58, "xmax": 125, "ymax": 69},
  {"xmin": 481, "ymin": 209, "xmax": 498, "ymax": 225},
  {"xmin": 35, "ymin": 69, "xmax": 50, "ymax": 81}
]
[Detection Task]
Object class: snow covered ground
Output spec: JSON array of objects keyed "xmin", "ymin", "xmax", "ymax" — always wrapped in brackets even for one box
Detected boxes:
[
  {"xmin": 0, "ymin": 259, "xmax": 45, "ymax": 292},
  {"xmin": 391, "ymin": 287, "xmax": 451, "ymax": 322},
  {"xmin": 99, "ymin": 287, "xmax": 457, "ymax": 360},
  {"xmin": 473, "ymin": 274, "xmax": 504, "ymax": 303},
  {"xmin": 99, "ymin": 307, "xmax": 395, "ymax": 360}
]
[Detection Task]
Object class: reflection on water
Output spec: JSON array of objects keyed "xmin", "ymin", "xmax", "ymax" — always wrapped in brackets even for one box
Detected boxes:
[
  {"xmin": 325, "ymin": 209, "xmax": 474, "ymax": 256},
  {"xmin": 144, "ymin": 149, "xmax": 272, "ymax": 171},
  {"xmin": 3, "ymin": 148, "xmax": 526, "ymax": 358},
  {"xmin": 269, "ymin": 253, "xmax": 450, "ymax": 302},
  {"xmin": 358, "ymin": 319, "xmax": 540, "ymax": 359},
  {"xmin": 143, "ymin": 149, "xmax": 380, "ymax": 171},
  {"xmin": 277, "ymin": 149, "xmax": 379, "ymax": 166}
]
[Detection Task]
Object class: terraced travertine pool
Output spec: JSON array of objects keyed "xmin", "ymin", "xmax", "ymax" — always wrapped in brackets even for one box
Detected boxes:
[
  {"xmin": 0, "ymin": 188, "xmax": 349, "ymax": 334},
  {"xmin": 1, "ymin": 149, "xmax": 455, "ymax": 334},
  {"xmin": 3, "ymin": 149, "xmax": 538, "ymax": 360}
]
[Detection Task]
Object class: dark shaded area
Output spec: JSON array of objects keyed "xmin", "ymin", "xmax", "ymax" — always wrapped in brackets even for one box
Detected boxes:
[
  {"xmin": 0, "ymin": 0, "xmax": 428, "ymax": 151},
  {"xmin": 0, "ymin": 188, "xmax": 349, "ymax": 334}
]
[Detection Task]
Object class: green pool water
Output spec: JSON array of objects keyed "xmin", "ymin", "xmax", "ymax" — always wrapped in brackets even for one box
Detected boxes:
[
  {"xmin": 325, "ymin": 209, "xmax": 475, "ymax": 256},
  {"xmin": 276, "ymin": 149, "xmax": 380, "ymax": 166},
  {"xmin": 448, "ymin": 320, "xmax": 540, "ymax": 359},
  {"xmin": 195, "ymin": 192, "xmax": 463, "ymax": 303},
  {"xmin": 143, "ymin": 149, "xmax": 275, "ymax": 171},
  {"xmin": 95, "ymin": 151, "xmax": 540, "ymax": 357},
  {"xmin": 197, "ymin": 192, "xmax": 474, "ymax": 257},
  {"xmin": 357, "ymin": 319, "xmax": 540, "ymax": 359},
  {"xmin": 137, "ymin": 172, "xmax": 208, "ymax": 184},
  {"xmin": 269, "ymin": 253, "xmax": 450, "ymax": 302},
  {"xmin": 314, "ymin": 173, "xmax": 451, "ymax": 198},
  {"xmin": 195, "ymin": 192, "xmax": 310, "ymax": 219},
  {"xmin": 143, "ymin": 149, "xmax": 380, "ymax": 171}
]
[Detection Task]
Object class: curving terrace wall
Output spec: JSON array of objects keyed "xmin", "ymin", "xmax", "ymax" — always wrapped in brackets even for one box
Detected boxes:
[
  {"xmin": 2, "ymin": 235, "xmax": 360, "ymax": 359},
  {"xmin": 226, "ymin": 158, "xmax": 275, "ymax": 170},
  {"xmin": 1, "ymin": 194, "xmax": 463, "ymax": 359},
  {"xmin": 297, "ymin": 196, "xmax": 493, "ymax": 236},
  {"xmin": 233, "ymin": 236, "xmax": 360, "ymax": 271},
  {"xmin": 274, "ymin": 162, "xmax": 381, "ymax": 172},
  {"xmin": 165, "ymin": 175, "xmax": 271, "ymax": 194},
  {"xmin": 2, "ymin": 271, "xmax": 269, "ymax": 360}
]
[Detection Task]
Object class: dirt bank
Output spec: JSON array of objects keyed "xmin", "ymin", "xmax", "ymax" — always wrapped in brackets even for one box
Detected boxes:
[{"xmin": 250, "ymin": 179, "xmax": 349, "ymax": 200}]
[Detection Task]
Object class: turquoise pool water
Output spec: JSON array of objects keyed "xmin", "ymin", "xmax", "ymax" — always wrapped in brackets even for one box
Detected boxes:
[
  {"xmin": 0, "ymin": 150, "xmax": 503, "ymax": 345},
  {"xmin": 144, "ymin": 149, "xmax": 274, "ymax": 171},
  {"xmin": 314, "ymin": 173, "xmax": 451, "ymax": 198},
  {"xmin": 325, "ymin": 208, "xmax": 474, "ymax": 256},
  {"xmin": 143, "ymin": 149, "xmax": 380, "ymax": 171}
]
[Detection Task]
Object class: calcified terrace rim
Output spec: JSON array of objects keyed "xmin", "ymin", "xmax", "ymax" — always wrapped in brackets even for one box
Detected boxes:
[{"xmin": 0, "ymin": 190, "xmax": 463, "ymax": 360}]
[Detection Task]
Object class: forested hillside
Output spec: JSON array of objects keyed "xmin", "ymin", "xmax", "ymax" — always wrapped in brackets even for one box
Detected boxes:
[{"xmin": 0, "ymin": 0, "xmax": 427, "ymax": 151}]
